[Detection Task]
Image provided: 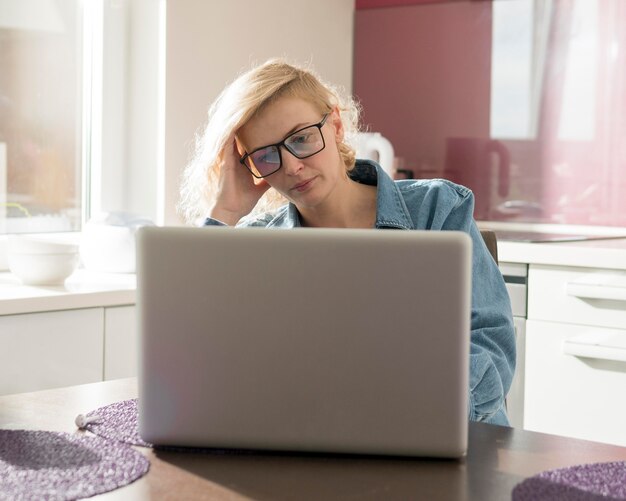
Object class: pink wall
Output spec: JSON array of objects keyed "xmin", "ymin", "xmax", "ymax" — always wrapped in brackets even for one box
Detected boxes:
[
  {"xmin": 354, "ymin": 0, "xmax": 626, "ymax": 226},
  {"xmin": 354, "ymin": 1, "xmax": 492, "ymax": 178},
  {"xmin": 356, "ymin": 0, "xmax": 460, "ymax": 9}
]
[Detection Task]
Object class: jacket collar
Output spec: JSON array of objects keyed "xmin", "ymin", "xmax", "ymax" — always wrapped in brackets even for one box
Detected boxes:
[
  {"xmin": 271, "ymin": 160, "xmax": 414, "ymax": 229},
  {"xmin": 356, "ymin": 160, "xmax": 414, "ymax": 230}
]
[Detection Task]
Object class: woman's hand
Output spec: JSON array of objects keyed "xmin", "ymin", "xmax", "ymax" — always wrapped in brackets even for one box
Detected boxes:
[{"xmin": 209, "ymin": 133, "xmax": 270, "ymax": 225}]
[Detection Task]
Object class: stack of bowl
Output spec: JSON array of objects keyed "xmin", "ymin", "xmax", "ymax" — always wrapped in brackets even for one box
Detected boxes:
[{"xmin": 7, "ymin": 235, "xmax": 80, "ymax": 285}]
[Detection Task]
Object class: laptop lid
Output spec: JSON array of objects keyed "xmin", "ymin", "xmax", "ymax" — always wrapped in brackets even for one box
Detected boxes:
[{"xmin": 137, "ymin": 226, "xmax": 471, "ymax": 457}]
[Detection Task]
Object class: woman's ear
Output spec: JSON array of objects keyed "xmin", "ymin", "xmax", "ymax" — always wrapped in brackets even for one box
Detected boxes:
[{"xmin": 329, "ymin": 106, "xmax": 344, "ymax": 143}]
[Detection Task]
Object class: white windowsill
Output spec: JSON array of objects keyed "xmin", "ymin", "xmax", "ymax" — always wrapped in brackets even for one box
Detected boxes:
[{"xmin": 0, "ymin": 269, "xmax": 136, "ymax": 316}]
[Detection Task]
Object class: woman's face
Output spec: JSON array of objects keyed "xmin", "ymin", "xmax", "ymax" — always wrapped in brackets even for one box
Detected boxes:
[{"xmin": 237, "ymin": 96, "xmax": 346, "ymax": 210}]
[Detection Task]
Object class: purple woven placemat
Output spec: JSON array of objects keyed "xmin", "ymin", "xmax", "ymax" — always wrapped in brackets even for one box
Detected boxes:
[
  {"xmin": 513, "ymin": 461, "xmax": 626, "ymax": 500},
  {"xmin": 0, "ymin": 429, "xmax": 149, "ymax": 501},
  {"xmin": 81, "ymin": 400, "xmax": 260, "ymax": 455},
  {"xmin": 83, "ymin": 398, "xmax": 151, "ymax": 447}
]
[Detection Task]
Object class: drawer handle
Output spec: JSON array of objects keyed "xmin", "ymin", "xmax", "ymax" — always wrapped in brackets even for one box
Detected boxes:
[
  {"xmin": 563, "ymin": 332, "xmax": 626, "ymax": 363},
  {"xmin": 566, "ymin": 283, "xmax": 626, "ymax": 302}
]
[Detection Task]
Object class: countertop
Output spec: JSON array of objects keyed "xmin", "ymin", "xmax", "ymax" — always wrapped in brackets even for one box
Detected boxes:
[
  {"xmin": 0, "ymin": 269, "xmax": 136, "ymax": 316},
  {"xmin": 497, "ymin": 237, "xmax": 626, "ymax": 269},
  {"xmin": 2, "ymin": 236, "xmax": 626, "ymax": 317}
]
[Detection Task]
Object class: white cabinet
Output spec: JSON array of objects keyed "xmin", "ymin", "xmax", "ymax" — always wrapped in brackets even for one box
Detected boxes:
[
  {"xmin": 0, "ymin": 305, "xmax": 136, "ymax": 396},
  {"xmin": 104, "ymin": 305, "xmax": 137, "ymax": 380},
  {"xmin": 525, "ymin": 319, "xmax": 626, "ymax": 446},
  {"xmin": 0, "ymin": 309, "xmax": 104, "ymax": 395},
  {"xmin": 525, "ymin": 264, "xmax": 626, "ymax": 446}
]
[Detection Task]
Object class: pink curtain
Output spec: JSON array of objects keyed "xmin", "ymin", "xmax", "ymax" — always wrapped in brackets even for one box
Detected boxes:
[{"xmin": 539, "ymin": 0, "xmax": 626, "ymax": 225}]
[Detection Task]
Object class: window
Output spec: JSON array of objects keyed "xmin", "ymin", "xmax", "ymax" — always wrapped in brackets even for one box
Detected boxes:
[
  {"xmin": 491, "ymin": 0, "xmax": 599, "ymax": 141},
  {"xmin": 490, "ymin": 0, "xmax": 537, "ymax": 139},
  {"xmin": 0, "ymin": 0, "xmax": 86, "ymax": 234}
]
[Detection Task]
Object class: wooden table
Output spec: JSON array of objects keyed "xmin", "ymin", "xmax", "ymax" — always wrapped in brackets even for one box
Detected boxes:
[{"xmin": 2, "ymin": 378, "xmax": 626, "ymax": 500}]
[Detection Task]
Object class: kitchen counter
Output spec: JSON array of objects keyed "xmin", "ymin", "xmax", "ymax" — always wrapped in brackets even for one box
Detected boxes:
[
  {"xmin": 2, "ymin": 236, "xmax": 625, "ymax": 317},
  {"xmin": 0, "ymin": 269, "xmax": 136, "ymax": 315},
  {"xmin": 497, "ymin": 237, "xmax": 626, "ymax": 269}
]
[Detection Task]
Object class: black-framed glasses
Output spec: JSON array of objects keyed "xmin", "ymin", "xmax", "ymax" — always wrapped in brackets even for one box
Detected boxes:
[{"xmin": 239, "ymin": 114, "xmax": 328, "ymax": 179}]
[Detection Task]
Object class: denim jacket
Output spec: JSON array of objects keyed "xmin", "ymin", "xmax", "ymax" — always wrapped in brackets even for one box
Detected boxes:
[{"xmin": 204, "ymin": 160, "xmax": 516, "ymax": 426}]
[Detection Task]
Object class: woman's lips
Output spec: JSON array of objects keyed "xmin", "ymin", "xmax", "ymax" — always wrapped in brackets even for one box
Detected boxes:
[{"xmin": 292, "ymin": 177, "xmax": 315, "ymax": 192}]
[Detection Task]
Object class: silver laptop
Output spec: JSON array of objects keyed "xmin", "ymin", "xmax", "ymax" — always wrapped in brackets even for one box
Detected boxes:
[{"xmin": 136, "ymin": 226, "xmax": 471, "ymax": 458}]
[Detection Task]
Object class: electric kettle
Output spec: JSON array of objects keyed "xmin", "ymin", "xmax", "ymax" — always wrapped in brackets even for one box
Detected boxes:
[{"xmin": 443, "ymin": 137, "xmax": 510, "ymax": 220}]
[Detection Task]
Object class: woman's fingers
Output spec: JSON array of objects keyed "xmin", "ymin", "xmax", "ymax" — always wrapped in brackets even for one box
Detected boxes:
[{"xmin": 210, "ymin": 134, "xmax": 269, "ymax": 224}]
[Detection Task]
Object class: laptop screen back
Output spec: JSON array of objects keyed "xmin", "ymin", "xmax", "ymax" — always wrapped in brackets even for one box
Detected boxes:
[{"xmin": 137, "ymin": 226, "xmax": 471, "ymax": 457}]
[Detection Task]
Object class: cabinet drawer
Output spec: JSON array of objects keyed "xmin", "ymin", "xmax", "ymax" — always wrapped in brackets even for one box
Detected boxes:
[
  {"xmin": 524, "ymin": 319, "xmax": 626, "ymax": 446},
  {"xmin": 528, "ymin": 265, "xmax": 626, "ymax": 328}
]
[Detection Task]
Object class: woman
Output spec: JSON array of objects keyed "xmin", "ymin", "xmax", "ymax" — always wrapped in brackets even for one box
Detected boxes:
[{"xmin": 179, "ymin": 59, "xmax": 516, "ymax": 426}]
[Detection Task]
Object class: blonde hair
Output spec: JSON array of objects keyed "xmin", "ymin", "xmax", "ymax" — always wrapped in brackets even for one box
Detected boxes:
[{"xmin": 178, "ymin": 58, "xmax": 361, "ymax": 224}]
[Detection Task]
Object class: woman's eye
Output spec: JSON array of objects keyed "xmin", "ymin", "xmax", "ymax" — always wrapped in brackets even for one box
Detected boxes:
[
  {"xmin": 291, "ymin": 132, "xmax": 312, "ymax": 144},
  {"xmin": 255, "ymin": 148, "xmax": 278, "ymax": 165}
]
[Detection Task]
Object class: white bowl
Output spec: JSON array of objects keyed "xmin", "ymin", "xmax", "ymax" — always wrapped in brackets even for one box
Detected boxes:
[
  {"xmin": 7, "ymin": 236, "xmax": 80, "ymax": 285},
  {"xmin": 7, "ymin": 235, "xmax": 79, "ymax": 255}
]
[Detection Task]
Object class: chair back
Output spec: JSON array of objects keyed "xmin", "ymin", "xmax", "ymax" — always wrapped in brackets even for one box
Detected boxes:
[{"xmin": 480, "ymin": 230, "xmax": 498, "ymax": 264}]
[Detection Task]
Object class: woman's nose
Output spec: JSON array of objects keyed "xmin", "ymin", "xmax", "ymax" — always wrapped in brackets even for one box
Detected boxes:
[{"xmin": 281, "ymin": 149, "xmax": 305, "ymax": 175}]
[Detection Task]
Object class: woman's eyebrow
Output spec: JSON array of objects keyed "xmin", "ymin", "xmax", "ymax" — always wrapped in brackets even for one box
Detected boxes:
[
  {"xmin": 252, "ymin": 118, "xmax": 317, "ymax": 151},
  {"xmin": 282, "ymin": 120, "xmax": 312, "ymax": 138}
]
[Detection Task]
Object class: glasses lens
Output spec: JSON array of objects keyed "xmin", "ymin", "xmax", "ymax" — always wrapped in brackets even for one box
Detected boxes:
[
  {"xmin": 284, "ymin": 125, "xmax": 324, "ymax": 158},
  {"xmin": 247, "ymin": 145, "xmax": 281, "ymax": 177}
]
